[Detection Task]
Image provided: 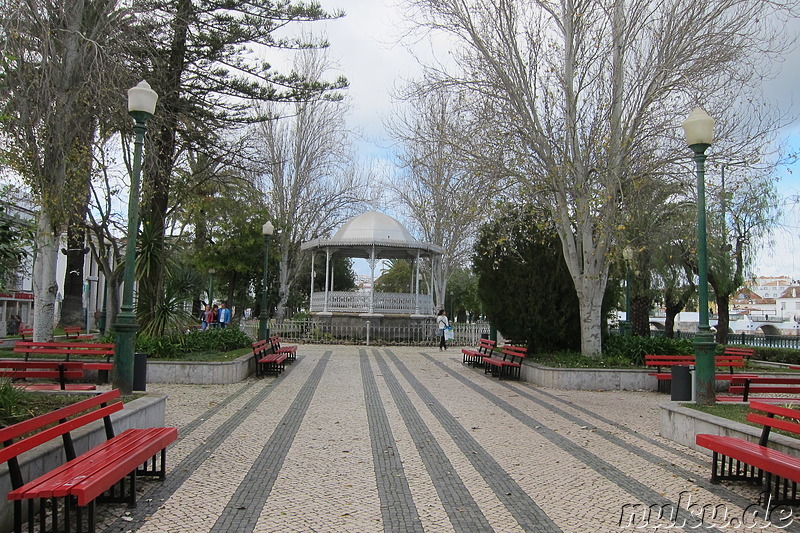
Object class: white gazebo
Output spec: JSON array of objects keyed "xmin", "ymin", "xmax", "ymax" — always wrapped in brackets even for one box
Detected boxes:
[{"xmin": 301, "ymin": 211, "xmax": 443, "ymax": 325}]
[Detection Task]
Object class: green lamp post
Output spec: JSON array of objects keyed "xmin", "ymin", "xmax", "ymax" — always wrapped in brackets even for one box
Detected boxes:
[
  {"xmin": 621, "ymin": 246, "xmax": 634, "ymax": 336},
  {"xmin": 113, "ymin": 80, "xmax": 158, "ymax": 394},
  {"xmin": 259, "ymin": 221, "xmax": 274, "ymax": 341},
  {"xmin": 682, "ymin": 107, "xmax": 716, "ymax": 405}
]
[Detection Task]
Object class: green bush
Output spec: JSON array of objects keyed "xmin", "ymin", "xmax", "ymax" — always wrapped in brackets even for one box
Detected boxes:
[
  {"xmin": 128, "ymin": 327, "xmax": 251, "ymax": 359},
  {"xmin": 180, "ymin": 328, "xmax": 252, "ymax": 353},
  {"xmin": 0, "ymin": 378, "xmax": 26, "ymax": 422},
  {"xmin": 603, "ymin": 335, "xmax": 694, "ymax": 366},
  {"xmin": 739, "ymin": 346, "xmax": 800, "ymax": 365}
]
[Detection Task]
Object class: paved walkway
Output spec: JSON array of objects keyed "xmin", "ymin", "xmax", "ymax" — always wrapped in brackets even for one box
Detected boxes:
[{"xmin": 96, "ymin": 346, "xmax": 797, "ymax": 532}]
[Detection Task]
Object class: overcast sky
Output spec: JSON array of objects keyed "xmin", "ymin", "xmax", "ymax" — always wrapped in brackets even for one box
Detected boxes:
[{"xmin": 313, "ymin": 0, "xmax": 800, "ymax": 280}]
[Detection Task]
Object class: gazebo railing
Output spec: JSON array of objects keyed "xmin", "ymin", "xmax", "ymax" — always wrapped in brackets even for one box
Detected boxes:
[
  {"xmin": 310, "ymin": 291, "xmax": 435, "ymax": 315},
  {"xmin": 242, "ymin": 319, "xmax": 490, "ymax": 346}
]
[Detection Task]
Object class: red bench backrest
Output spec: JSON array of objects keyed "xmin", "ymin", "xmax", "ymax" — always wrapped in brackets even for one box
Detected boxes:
[
  {"xmin": 501, "ymin": 345, "xmax": 527, "ymax": 360},
  {"xmin": 714, "ymin": 355, "xmax": 746, "ymax": 368},
  {"xmin": 723, "ymin": 347, "xmax": 755, "ymax": 358},
  {"xmin": 644, "ymin": 355, "xmax": 695, "ymax": 366},
  {"xmin": 477, "ymin": 338, "xmax": 496, "ymax": 352},
  {"xmin": 747, "ymin": 401, "xmax": 800, "ymax": 444},
  {"xmin": 0, "ymin": 390, "xmax": 122, "ymax": 466}
]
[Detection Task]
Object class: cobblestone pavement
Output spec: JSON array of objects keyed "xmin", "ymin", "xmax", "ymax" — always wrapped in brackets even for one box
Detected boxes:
[{"xmin": 96, "ymin": 346, "xmax": 800, "ymax": 533}]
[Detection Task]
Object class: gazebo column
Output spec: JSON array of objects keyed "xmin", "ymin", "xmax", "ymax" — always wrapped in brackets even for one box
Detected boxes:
[
  {"xmin": 414, "ymin": 251, "xmax": 420, "ymax": 315},
  {"xmin": 324, "ymin": 248, "xmax": 331, "ymax": 313},
  {"xmin": 431, "ymin": 257, "xmax": 436, "ymax": 312},
  {"xmin": 330, "ymin": 257, "xmax": 335, "ymax": 293},
  {"xmin": 310, "ymin": 252, "xmax": 315, "ymax": 311},
  {"xmin": 369, "ymin": 246, "xmax": 376, "ymax": 314}
]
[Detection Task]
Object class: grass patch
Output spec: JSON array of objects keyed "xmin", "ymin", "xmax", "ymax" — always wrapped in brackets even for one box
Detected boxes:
[
  {"xmin": 0, "ymin": 380, "xmax": 92, "ymax": 427},
  {"xmin": 0, "ymin": 379, "xmax": 144, "ymax": 427},
  {"xmin": 527, "ymin": 350, "xmax": 639, "ymax": 369},
  {"xmin": 155, "ymin": 347, "xmax": 251, "ymax": 362},
  {"xmin": 684, "ymin": 403, "xmax": 749, "ymax": 425},
  {"xmin": 684, "ymin": 403, "xmax": 800, "ymax": 439}
]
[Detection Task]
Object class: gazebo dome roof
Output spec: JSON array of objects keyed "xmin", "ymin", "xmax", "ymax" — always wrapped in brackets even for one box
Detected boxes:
[
  {"xmin": 333, "ymin": 211, "xmax": 416, "ymax": 244},
  {"xmin": 300, "ymin": 210, "xmax": 443, "ymax": 258}
]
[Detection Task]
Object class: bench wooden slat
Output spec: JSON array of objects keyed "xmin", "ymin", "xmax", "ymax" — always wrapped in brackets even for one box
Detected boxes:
[
  {"xmin": 696, "ymin": 401, "xmax": 800, "ymax": 504},
  {"xmin": 270, "ymin": 335, "xmax": 297, "ymax": 362},
  {"xmin": 645, "ymin": 353, "xmax": 751, "ymax": 385},
  {"xmin": 1, "ymin": 388, "xmax": 177, "ymax": 532},
  {"xmin": 462, "ymin": 338, "xmax": 496, "ymax": 365},
  {"xmin": 728, "ymin": 375, "xmax": 800, "ymax": 401},
  {"xmin": 483, "ymin": 344, "xmax": 527, "ymax": 380},
  {"xmin": 54, "ymin": 427, "xmax": 177, "ymax": 505},
  {"xmin": 0, "ymin": 360, "xmax": 91, "ymax": 390}
]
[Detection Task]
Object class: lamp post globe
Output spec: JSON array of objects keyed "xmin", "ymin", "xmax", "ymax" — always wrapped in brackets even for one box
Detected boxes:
[
  {"xmin": 259, "ymin": 221, "xmax": 274, "ymax": 341},
  {"xmin": 682, "ymin": 107, "xmax": 716, "ymax": 405},
  {"xmin": 113, "ymin": 81, "xmax": 157, "ymax": 394}
]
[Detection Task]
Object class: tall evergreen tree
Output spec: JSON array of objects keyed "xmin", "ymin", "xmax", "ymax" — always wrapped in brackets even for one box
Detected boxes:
[
  {"xmin": 133, "ymin": 0, "xmax": 347, "ymax": 330},
  {"xmin": 473, "ymin": 206, "xmax": 580, "ymax": 352}
]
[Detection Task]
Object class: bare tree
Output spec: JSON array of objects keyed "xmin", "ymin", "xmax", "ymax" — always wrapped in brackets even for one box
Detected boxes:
[
  {"xmin": 405, "ymin": 0, "xmax": 797, "ymax": 356},
  {"xmin": 0, "ymin": 0, "xmax": 133, "ymax": 340},
  {"xmin": 387, "ymin": 85, "xmax": 499, "ymax": 309},
  {"xmin": 251, "ymin": 49, "xmax": 367, "ymax": 318}
]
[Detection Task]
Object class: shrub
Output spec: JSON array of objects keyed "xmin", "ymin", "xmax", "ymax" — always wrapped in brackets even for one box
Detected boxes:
[
  {"xmin": 133, "ymin": 328, "xmax": 251, "ymax": 359},
  {"xmin": 740, "ymin": 346, "xmax": 800, "ymax": 365}
]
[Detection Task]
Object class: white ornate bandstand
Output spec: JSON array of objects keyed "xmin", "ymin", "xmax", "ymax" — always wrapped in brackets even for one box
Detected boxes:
[{"xmin": 300, "ymin": 211, "xmax": 443, "ymax": 329}]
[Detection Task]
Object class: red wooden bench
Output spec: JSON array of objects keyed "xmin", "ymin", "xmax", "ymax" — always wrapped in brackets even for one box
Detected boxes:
[
  {"xmin": 18, "ymin": 327, "xmax": 33, "ymax": 340},
  {"xmin": 462, "ymin": 338, "xmax": 496, "ymax": 366},
  {"xmin": 484, "ymin": 344, "xmax": 527, "ymax": 380},
  {"xmin": 729, "ymin": 376, "xmax": 800, "ymax": 401},
  {"xmin": 644, "ymin": 354, "xmax": 695, "ymax": 382},
  {"xmin": 696, "ymin": 401, "xmax": 800, "ymax": 505},
  {"xmin": 269, "ymin": 335, "xmax": 297, "ymax": 362},
  {"xmin": 0, "ymin": 360, "xmax": 96, "ymax": 391},
  {"xmin": 63, "ymin": 326, "xmax": 94, "ymax": 341},
  {"xmin": 645, "ymin": 353, "xmax": 756, "ymax": 391},
  {"xmin": 252, "ymin": 340, "xmax": 287, "ymax": 377},
  {"xmin": 723, "ymin": 346, "xmax": 755, "ymax": 359},
  {"xmin": 0, "ymin": 389, "xmax": 177, "ymax": 533},
  {"xmin": 12, "ymin": 341, "xmax": 115, "ymax": 374}
]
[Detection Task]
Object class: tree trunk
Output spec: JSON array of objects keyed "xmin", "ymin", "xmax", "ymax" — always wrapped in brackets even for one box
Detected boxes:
[
  {"xmin": 576, "ymin": 279, "xmax": 604, "ymax": 357},
  {"xmin": 276, "ymin": 248, "xmax": 290, "ymax": 319},
  {"xmin": 32, "ymin": 214, "xmax": 58, "ymax": 341},
  {"xmin": 105, "ymin": 278, "xmax": 121, "ymax": 334},
  {"xmin": 60, "ymin": 224, "xmax": 87, "ymax": 327},
  {"xmin": 630, "ymin": 295, "xmax": 651, "ymax": 337},
  {"xmin": 663, "ymin": 301, "xmax": 685, "ymax": 339},
  {"xmin": 715, "ymin": 292, "xmax": 730, "ymax": 345},
  {"xmin": 137, "ymin": 0, "xmax": 190, "ymax": 328}
]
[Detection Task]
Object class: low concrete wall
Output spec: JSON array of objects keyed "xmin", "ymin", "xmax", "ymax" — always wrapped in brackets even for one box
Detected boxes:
[
  {"xmin": 144, "ymin": 352, "xmax": 254, "ymax": 385},
  {"xmin": 520, "ymin": 361, "xmax": 658, "ymax": 391},
  {"xmin": 660, "ymin": 401, "xmax": 800, "ymax": 456},
  {"xmin": 0, "ymin": 393, "xmax": 168, "ymax": 533}
]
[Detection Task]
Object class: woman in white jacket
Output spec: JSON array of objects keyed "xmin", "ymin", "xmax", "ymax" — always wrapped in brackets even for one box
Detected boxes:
[{"xmin": 436, "ymin": 309, "xmax": 450, "ymax": 351}]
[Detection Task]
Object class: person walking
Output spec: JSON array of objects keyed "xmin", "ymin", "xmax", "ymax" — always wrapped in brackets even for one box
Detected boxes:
[
  {"xmin": 218, "ymin": 303, "xmax": 231, "ymax": 329},
  {"xmin": 202, "ymin": 305, "xmax": 214, "ymax": 331},
  {"xmin": 437, "ymin": 309, "xmax": 450, "ymax": 351}
]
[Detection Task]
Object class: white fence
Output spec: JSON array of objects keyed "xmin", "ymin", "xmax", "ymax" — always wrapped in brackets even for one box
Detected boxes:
[
  {"xmin": 241, "ymin": 319, "xmax": 489, "ymax": 346},
  {"xmin": 309, "ymin": 292, "xmax": 435, "ymax": 315}
]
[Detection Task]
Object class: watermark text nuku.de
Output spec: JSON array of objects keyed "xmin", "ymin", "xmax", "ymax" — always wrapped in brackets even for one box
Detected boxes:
[{"xmin": 619, "ymin": 491, "xmax": 797, "ymax": 529}]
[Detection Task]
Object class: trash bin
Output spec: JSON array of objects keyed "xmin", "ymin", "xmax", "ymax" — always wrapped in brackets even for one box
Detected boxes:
[
  {"xmin": 671, "ymin": 365, "xmax": 692, "ymax": 401},
  {"xmin": 133, "ymin": 352, "xmax": 148, "ymax": 391}
]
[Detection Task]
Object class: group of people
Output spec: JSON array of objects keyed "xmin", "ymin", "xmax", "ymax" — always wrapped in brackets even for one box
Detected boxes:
[{"xmin": 200, "ymin": 302, "xmax": 231, "ymax": 331}]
